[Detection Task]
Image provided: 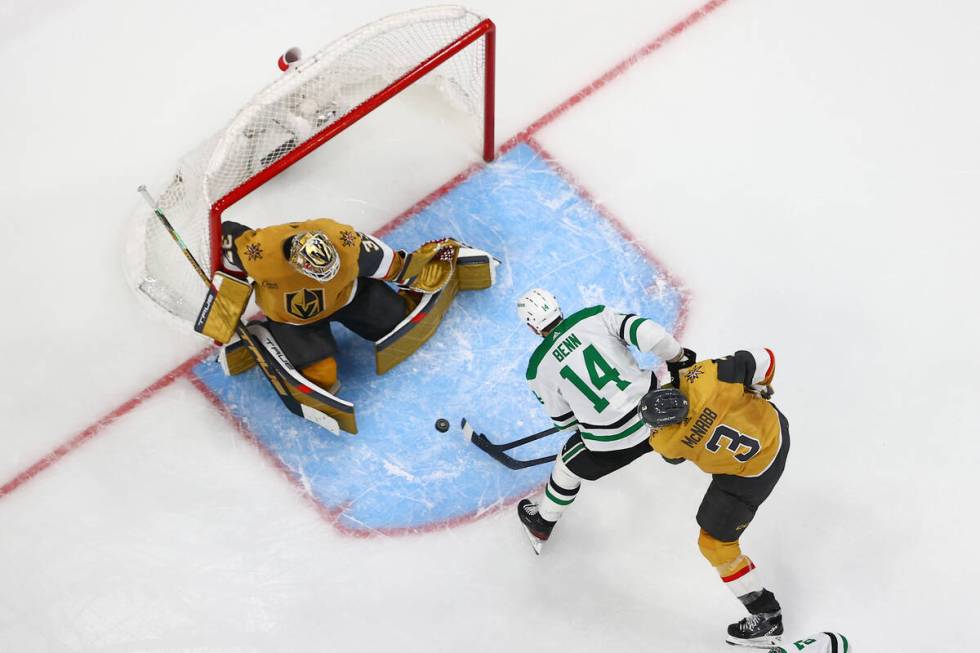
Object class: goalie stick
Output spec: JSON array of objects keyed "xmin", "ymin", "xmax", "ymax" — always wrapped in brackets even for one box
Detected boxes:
[
  {"xmin": 137, "ymin": 185, "xmax": 342, "ymax": 434},
  {"xmin": 460, "ymin": 418, "xmax": 562, "ymax": 469}
]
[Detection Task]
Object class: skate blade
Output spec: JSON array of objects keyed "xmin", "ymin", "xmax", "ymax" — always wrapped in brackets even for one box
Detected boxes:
[
  {"xmin": 520, "ymin": 524, "xmax": 544, "ymax": 555},
  {"xmin": 725, "ymin": 634, "xmax": 782, "ymax": 649}
]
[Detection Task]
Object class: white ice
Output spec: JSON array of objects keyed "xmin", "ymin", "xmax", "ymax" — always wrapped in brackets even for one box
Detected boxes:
[{"xmin": 1, "ymin": 0, "xmax": 978, "ymax": 651}]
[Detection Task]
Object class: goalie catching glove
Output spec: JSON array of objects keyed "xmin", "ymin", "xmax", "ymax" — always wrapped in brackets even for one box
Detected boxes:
[
  {"xmin": 389, "ymin": 238, "xmax": 498, "ymax": 294},
  {"xmin": 391, "ymin": 238, "xmax": 460, "ymax": 293}
]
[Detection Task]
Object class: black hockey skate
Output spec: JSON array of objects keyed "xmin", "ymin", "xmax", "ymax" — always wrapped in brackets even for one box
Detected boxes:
[
  {"xmin": 725, "ymin": 611, "xmax": 783, "ymax": 648},
  {"xmin": 517, "ymin": 499, "xmax": 555, "ymax": 555}
]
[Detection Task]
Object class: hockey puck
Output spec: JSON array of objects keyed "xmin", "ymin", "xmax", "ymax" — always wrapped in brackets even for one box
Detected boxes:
[{"xmin": 435, "ymin": 418, "xmax": 450, "ymax": 433}]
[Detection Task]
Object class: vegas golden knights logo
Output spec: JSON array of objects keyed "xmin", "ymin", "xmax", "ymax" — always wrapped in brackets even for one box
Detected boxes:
[{"xmin": 285, "ymin": 288, "xmax": 325, "ymax": 320}]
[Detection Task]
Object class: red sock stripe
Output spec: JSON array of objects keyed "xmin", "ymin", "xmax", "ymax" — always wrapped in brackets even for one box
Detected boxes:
[{"xmin": 721, "ymin": 561, "xmax": 756, "ymax": 584}]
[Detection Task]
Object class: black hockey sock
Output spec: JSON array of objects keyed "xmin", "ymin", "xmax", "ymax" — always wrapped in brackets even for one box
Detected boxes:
[{"xmin": 740, "ymin": 589, "xmax": 781, "ymax": 615}]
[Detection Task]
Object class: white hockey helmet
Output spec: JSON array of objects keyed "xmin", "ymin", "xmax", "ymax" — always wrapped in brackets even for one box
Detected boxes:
[{"xmin": 516, "ymin": 288, "xmax": 563, "ymax": 335}]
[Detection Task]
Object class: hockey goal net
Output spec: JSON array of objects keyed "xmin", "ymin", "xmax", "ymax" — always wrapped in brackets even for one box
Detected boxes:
[{"xmin": 127, "ymin": 5, "xmax": 495, "ymax": 324}]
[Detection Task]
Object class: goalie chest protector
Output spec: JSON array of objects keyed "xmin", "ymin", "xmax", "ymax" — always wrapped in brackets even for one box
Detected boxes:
[{"xmin": 236, "ymin": 219, "xmax": 362, "ymax": 325}]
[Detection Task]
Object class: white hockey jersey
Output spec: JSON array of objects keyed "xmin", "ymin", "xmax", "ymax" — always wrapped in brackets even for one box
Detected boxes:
[
  {"xmin": 525, "ymin": 305, "xmax": 682, "ymax": 452},
  {"xmin": 769, "ymin": 632, "xmax": 851, "ymax": 653}
]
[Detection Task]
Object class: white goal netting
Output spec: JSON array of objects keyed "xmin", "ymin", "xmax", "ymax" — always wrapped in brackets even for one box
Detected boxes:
[{"xmin": 126, "ymin": 5, "xmax": 492, "ymax": 324}]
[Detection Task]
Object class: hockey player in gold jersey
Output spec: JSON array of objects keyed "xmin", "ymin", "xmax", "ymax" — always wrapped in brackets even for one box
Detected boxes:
[
  {"xmin": 218, "ymin": 217, "xmax": 496, "ymax": 413},
  {"xmin": 639, "ymin": 348, "xmax": 789, "ymax": 648}
]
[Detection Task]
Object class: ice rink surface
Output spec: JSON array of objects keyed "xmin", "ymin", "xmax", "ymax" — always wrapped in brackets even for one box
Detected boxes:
[{"xmin": 1, "ymin": 0, "xmax": 979, "ymax": 651}]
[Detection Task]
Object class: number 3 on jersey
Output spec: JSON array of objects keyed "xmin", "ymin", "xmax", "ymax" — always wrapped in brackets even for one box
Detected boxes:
[
  {"xmin": 706, "ymin": 424, "xmax": 761, "ymax": 462},
  {"xmin": 559, "ymin": 345, "xmax": 631, "ymax": 413}
]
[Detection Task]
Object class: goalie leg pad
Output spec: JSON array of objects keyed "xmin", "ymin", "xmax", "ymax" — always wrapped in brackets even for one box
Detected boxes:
[
  {"xmin": 247, "ymin": 323, "xmax": 357, "ymax": 434},
  {"xmin": 456, "ymin": 246, "xmax": 498, "ymax": 291},
  {"xmin": 374, "ymin": 276, "xmax": 459, "ymax": 374},
  {"xmin": 218, "ymin": 335, "xmax": 257, "ymax": 376}
]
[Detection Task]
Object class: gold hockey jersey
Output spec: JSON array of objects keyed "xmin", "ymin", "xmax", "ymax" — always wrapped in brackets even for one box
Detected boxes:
[
  {"xmin": 648, "ymin": 350, "xmax": 783, "ymax": 478},
  {"xmin": 226, "ymin": 218, "xmax": 396, "ymax": 325}
]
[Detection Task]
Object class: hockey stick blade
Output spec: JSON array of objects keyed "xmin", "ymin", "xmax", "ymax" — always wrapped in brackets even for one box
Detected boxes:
[{"xmin": 460, "ymin": 418, "xmax": 559, "ymax": 470}]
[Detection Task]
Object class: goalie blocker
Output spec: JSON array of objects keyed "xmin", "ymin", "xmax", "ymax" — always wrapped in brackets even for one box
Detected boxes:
[
  {"xmin": 193, "ymin": 271, "xmax": 253, "ymax": 343},
  {"xmin": 195, "ymin": 256, "xmax": 357, "ymax": 433}
]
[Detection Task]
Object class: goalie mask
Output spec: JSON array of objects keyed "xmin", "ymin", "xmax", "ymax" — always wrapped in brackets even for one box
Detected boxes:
[
  {"xmin": 517, "ymin": 288, "xmax": 562, "ymax": 335},
  {"xmin": 289, "ymin": 231, "xmax": 340, "ymax": 282}
]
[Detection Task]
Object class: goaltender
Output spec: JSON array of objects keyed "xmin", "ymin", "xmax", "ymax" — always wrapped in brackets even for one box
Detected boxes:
[{"xmin": 207, "ymin": 217, "xmax": 495, "ymax": 431}]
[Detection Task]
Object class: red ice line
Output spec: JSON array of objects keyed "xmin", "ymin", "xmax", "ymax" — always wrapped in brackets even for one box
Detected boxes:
[
  {"xmin": 0, "ymin": 0, "xmax": 725, "ymax": 508},
  {"xmin": 0, "ymin": 351, "xmax": 213, "ymax": 498}
]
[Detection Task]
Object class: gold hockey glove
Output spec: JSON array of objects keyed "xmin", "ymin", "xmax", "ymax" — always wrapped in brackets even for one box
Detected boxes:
[{"xmin": 393, "ymin": 238, "xmax": 461, "ymax": 293}]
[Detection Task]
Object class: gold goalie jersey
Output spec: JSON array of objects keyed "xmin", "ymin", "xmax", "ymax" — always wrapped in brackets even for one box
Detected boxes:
[
  {"xmin": 222, "ymin": 218, "xmax": 400, "ymax": 325},
  {"xmin": 648, "ymin": 349, "xmax": 784, "ymax": 478}
]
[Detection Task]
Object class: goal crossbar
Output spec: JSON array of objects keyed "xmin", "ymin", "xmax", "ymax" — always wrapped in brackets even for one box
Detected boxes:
[{"xmin": 208, "ymin": 17, "xmax": 496, "ymax": 275}]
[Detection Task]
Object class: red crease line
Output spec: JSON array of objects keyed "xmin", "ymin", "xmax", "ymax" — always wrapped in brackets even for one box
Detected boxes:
[{"xmin": 0, "ymin": 350, "xmax": 213, "ymax": 499}]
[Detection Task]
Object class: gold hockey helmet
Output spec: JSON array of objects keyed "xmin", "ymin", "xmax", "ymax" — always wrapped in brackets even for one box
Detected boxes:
[{"xmin": 288, "ymin": 231, "xmax": 340, "ymax": 282}]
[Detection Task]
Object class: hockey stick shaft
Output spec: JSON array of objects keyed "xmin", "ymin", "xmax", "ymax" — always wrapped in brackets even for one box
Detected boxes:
[
  {"xmin": 137, "ymin": 186, "xmax": 339, "ymax": 433},
  {"xmin": 473, "ymin": 435, "xmax": 556, "ymax": 469},
  {"xmin": 495, "ymin": 425, "xmax": 561, "ymax": 451},
  {"xmin": 460, "ymin": 419, "xmax": 562, "ymax": 469}
]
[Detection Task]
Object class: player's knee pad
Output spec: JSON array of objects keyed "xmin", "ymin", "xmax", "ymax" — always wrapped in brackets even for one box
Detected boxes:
[
  {"xmin": 301, "ymin": 356, "xmax": 338, "ymax": 391},
  {"xmin": 698, "ymin": 528, "xmax": 742, "ymax": 568}
]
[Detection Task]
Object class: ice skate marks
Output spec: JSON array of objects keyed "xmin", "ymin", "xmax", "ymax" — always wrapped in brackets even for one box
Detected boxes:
[{"xmin": 191, "ymin": 142, "xmax": 685, "ymax": 535}]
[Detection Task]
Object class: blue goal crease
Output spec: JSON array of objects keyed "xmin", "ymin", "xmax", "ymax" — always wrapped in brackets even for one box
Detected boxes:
[{"xmin": 192, "ymin": 142, "xmax": 685, "ymax": 534}]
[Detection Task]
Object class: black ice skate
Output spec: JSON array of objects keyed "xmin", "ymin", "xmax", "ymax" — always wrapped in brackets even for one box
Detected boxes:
[
  {"xmin": 725, "ymin": 611, "xmax": 783, "ymax": 648},
  {"xmin": 517, "ymin": 499, "xmax": 555, "ymax": 555}
]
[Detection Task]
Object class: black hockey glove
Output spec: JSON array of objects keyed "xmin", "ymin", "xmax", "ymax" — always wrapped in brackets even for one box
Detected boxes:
[{"xmin": 666, "ymin": 348, "xmax": 697, "ymax": 387}]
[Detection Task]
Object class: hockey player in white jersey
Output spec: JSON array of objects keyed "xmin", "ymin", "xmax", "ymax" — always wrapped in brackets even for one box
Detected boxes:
[
  {"xmin": 514, "ymin": 288, "xmax": 688, "ymax": 554},
  {"xmin": 769, "ymin": 632, "xmax": 850, "ymax": 652}
]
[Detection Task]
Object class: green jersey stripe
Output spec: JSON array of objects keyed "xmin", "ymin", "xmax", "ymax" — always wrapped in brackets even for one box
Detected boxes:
[
  {"xmin": 580, "ymin": 418, "xmax": 648, "ymax": 442},
  {"xmin": 561, "ymin": 442, "xmax": 586, "ymax": 462},
  {"xmin": 628, "ymin": 317, "xmax": 648, "ymax": 347}
]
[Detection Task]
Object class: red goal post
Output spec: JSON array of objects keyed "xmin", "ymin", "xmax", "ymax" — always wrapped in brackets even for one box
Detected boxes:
[{"xmin": 127, "ymin": 6, "xmax": 495, "ymax": 324}]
